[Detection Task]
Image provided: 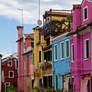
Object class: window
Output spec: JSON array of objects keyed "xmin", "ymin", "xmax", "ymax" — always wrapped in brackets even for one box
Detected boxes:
[
  {"xmin": 5, "ymin": 82, "xmax": 10, "ymax": 92},
  {"xmin": 61, "ymin": 42, "xmax": 64, "ymax": 59},
  {"xmin": 71, "ymin": 44, "xmax": 74, "ymax": 62},
  {"xmin": 85, "ymin": 39, "xmax": 89, "ymax": 59},
  {"xmin": 54, "ymin": 45, "xmax": 58, "ymax": 61},
  {"xmin": 48, "ymin": 76, "xmax": 52, "ymax": 88},
  {"xmin": 44, "ymin": 50, "xmax": 52, "ymax": 62},
  {"xmin": 84, "ymin": 7, "xmax": 88, "ymax": 20},
  {"xmin": 55, "ymin": 75, "xmax": 58, "ymax": 90},
  {"xmin": 87, "ymin": 79, "xmax": 90, "ymax": 92},
  {"xmin": 66, "ymin": 40, "xmax": 69, "ymax": 57},
  {"xmin": 31, "ymin": 41, "xmax": 34, "ymax": 48},
  {"xmin": 9, "ymin": 71, "xmax": 14, "ymax": 78},
  {"xmin": 8, "ymin": 61, "xmax": 12, "ymax": 67},
  {"xmin": 39, "ymin": 51, "xmax": 41, "ymax": 62}
]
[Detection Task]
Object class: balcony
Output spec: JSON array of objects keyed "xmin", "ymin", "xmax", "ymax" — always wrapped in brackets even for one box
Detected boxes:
[
  {"xmin": 40, "ymin": 62, "xmax": 52, "ymax": 70},
  {"xmin": 40, "ymin": 19, "xmax": 72, "ymax": 39},
  {"xmin": 40, "ymin": 62, "xmax": 53, "ymax": 76}
]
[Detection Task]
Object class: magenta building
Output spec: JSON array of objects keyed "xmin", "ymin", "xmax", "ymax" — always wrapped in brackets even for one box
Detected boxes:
[{"xmin": 68, "ymin": 0, "xmax": 92, "ymax": 92}]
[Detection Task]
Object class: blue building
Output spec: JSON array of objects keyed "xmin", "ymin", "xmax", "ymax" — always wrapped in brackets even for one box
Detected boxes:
[{"xmin": 52, "ymin": 33, "xmax": 71, "ymax": 90}]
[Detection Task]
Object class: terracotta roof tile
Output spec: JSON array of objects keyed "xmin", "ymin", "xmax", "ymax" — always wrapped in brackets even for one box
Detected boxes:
[{"xmin": 44, "ymin": 10, "xmax": 71, "ymax": 18}]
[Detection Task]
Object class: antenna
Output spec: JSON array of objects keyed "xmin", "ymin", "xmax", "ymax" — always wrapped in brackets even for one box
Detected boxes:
[
  {"xmin": 37, "ymin": 0, "xmax": 42, "ymax": 26},
  {"xmin": 18, "ymin": 8, "xmax": 23, "ymax": 26}
]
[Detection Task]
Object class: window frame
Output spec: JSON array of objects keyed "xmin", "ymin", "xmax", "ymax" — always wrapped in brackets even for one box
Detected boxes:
[
  {"xmin": 5, "ymin": 82, "xmax": 10, "ymax": 92},
  {"xmin": 65, "ymin": 40, "xmax": 70, "ymax": 58},
  {"xmin": 83, "ymin": 6, "xmax": 88, "ymax": 21},
  {"xmin": 9, "ymin": 71, "xmax": 14, "ymax": 78},
  {"xmin": 54, "ymin": 44, "xmax": 58, "ymax": 61},
  {"xmin": 84, "ymin": 39, "xmax": 89, "ymax": 59},
  {"xmin": 60, "ymin": 41, "xmax": 64, "ymax": 60}
]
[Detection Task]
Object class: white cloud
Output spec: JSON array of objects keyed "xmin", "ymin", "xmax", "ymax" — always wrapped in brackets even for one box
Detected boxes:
[{"xmin": 0, "ymin": 0, "xmax": 82, "ymax": 24}]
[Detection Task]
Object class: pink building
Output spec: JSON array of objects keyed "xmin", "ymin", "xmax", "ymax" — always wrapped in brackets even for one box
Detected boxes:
[
  {"xmin": 23, "ymin": 34, "xmax": 35, "ymax": 92},
  {"xmin": 68, "ymin": 0, "xmax": 92, "ymax": 92},
  {"xmin": 17, "ymin": 26, "xmax": 24, "ymax": 92}
]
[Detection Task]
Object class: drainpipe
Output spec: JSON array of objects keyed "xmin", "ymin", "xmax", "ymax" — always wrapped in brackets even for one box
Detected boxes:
[
  {"xmin": 0, "ymin": 54, "xmax": 2, "ymax": 92},
  {"xmin": 91, "ymin": 27, "xmax": 92, "ymax": 92}
]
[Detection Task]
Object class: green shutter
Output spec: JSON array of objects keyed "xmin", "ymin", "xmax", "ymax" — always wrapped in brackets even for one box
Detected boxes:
[
  {"xmin": 61, "ymin": 43, "xmax": 64, "ymax": 58},
  {"xmin": 66, "ymin": 41, "xmax": 69, "ymax": 57},
  {"xmin": 56, "ymin": 75, "xmax": 58, "ymax": 89},
  {"xmin": 55, "ymin": 45, "xmax": 57, "ymax": 60}
]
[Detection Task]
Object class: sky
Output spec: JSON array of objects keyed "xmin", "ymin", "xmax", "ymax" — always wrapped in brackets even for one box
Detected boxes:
[{"xmin": 0, "ymin": 0, "xmax": 82, "ymax": 56}]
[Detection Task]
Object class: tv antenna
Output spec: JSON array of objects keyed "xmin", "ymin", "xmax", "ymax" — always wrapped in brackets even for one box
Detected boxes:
[
  {"xmin": 18, "ymin": 8, "xmax": 23, "ymax": 26},
  {"xmin": 37, "ymin": 0, "xmax": 42, "ymax": 26}
]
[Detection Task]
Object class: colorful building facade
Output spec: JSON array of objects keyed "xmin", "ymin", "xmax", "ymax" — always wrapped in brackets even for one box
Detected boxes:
[
  {"xmin": 1, "ymin": 53, "xmax": 18, "ymax": 92},
  {"xmin": 33, "ymin": 9, "xmax": 72, "ymax": 89},
  {"xmin": 52, "ymin": 34, "xmax": 71, "ymax": 90},
  {"xmin": 68, "ymin": 0, "xmax": 92, "ymax": 92},
  {"xmin": 23, "ymin": 34, "xmax": 35, "ymax": 92}
]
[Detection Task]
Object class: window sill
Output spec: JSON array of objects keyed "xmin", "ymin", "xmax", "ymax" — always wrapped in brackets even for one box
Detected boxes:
[
  {"xmin": 84, "ymin": 58, "xmax": 89, "ymax": 61},
  {"xmin": 61, "ymin": 58, "xmax": 64, "ymax": 60},
  {"xmin": 71, "ymin": 61, "xmax": 74, "ymax": 63},
  {"xmin": 83, "ymin": 18, "xmax": 88, "ymax": 21},
  {"xmin": 66, "ymin": 56, "xmax": 70, "ymax": 59}
]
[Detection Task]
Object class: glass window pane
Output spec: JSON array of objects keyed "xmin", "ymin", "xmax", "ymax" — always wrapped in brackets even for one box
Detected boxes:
[
  {"xmin": 72, "ymin": 45, "xmax": 74, "ymax": 61},
  {"xmin": 84, "ymin": 8, "xmax": 88, "ymax": 20},
  {"xmin": 85, "ymin": 40, "xmax": 89, "ymax": 58}
]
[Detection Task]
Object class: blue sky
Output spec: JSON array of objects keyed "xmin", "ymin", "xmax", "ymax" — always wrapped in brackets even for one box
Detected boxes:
[
  {"xmin": 0, "ymin": 16, "xmax": 36, "ymax": 55},
  {"xmin": 0, "ymin": 0, "xmax": 82, "ymax": 56}
]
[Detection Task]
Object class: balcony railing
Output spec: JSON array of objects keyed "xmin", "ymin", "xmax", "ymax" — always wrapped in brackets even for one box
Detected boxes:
[{"xmin": 40, "ymin": 62, "xmax": 52, "ymax": 71}]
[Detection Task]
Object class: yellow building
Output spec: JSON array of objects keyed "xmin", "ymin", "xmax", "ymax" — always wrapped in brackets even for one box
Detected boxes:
[{"xmin": 33, "ymin": 9, "xmax": 72, "ymax": 88}]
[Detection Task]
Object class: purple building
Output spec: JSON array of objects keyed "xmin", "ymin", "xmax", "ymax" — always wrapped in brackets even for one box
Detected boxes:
[{"xmin": 68, "ymin": 0, "xmax": 92, "ymax": 92}]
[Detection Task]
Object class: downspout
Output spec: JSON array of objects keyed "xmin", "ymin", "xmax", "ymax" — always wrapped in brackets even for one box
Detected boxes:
[{"xmin": 90, "ymin": 26, "xmax": 92, "ymax": 92}]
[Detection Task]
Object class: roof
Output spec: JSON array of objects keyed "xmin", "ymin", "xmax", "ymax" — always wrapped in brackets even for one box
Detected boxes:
[
  {"xmin": 43, "ymin": 10, "xmax": 71, "ymax": 18},
  {"xmin": 24, "ymin": 33, "xmax": 34, "ymax": 40}
]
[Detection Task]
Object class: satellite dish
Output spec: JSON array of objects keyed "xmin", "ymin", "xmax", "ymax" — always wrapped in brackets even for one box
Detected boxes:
[{"xmin": 37, "ymin": 19, "xmax": 42, "ymax": 26}]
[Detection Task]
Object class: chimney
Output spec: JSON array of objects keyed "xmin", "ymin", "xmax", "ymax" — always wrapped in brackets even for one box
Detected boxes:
[
  {"xmin": 73, "ymin": 4, "xmax": 81, "ymax": 32},
  {"xmin": 17, "ymin": 26, "xmax": 23, "ymax": 39},
  {"xmin": 17, "ymin": 26, "xmax": 24, "ymax": 92}
]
